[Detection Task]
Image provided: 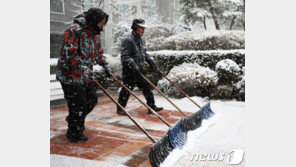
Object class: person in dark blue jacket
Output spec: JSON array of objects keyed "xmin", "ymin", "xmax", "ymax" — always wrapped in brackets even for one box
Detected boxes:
[{"xmin": 117, "ymin": 19, "xmax": 163, "ymax": 115}]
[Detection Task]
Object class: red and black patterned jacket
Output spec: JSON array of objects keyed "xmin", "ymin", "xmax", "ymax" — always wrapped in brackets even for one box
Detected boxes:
[{"xmin": 56, "ymin": 14, "xmax": 107, "ymax": 84}]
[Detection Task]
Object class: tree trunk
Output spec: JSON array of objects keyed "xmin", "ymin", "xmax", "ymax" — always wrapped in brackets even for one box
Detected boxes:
[
  {"xmin": 209, "ymin": 6, "xmax": 221, "ymax": 30},
  {"xmin": 203, "ymin": 15, "xmax": 207, "ymax": 30},
  {"xmin": 230, "ymin": 15, "xmax": 237, "ymax": 30}
]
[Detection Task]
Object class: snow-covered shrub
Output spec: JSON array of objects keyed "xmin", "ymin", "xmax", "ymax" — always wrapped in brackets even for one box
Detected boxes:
[
  {"xmin": 148, "ymin": 50, "xmax": 245, "ymax": 75},
  {"xmin": 111, "ymin": 23, "xmax": 130, "ymax": 56},
  {"xmin": 155, "ymin": 30, "xmax": 244, "ymax": 51},
  {"xmin": 215, "ymin": 59, "xmax": 241, "ymax": 84},
  {"xmin": 233, "ymin": 76, "xmax": 245, "ymax": 101},
  {"xmin": 210, "ymin": 84, "xmax": 234, "ymax": 100},
  {"xmin": 93, "ymin": 54, "xmax": 122, "ymax": 87},
  {"xmin": 158, "ymin": 63, "xmax": 218, "ymax": 98},
  {"xmin": 145, "ymin": 24, "xmax": 188, "ymax": 51}
]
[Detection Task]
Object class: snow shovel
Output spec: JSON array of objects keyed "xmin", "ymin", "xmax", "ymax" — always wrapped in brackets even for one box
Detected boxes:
[
  {"xmin": 94, "ymin": 80, "xmax": 157, "ymax": 143},
  {"xmin": 140, "ymin": 69, "xmax": 215, "ymax": 166},
  {"xmin": 108, "ymin": 74, "xmax": 215, "ymax": 166},
  {"xmin": 149, "ymin": 102, "xmax": 215, "ymax": 167}
]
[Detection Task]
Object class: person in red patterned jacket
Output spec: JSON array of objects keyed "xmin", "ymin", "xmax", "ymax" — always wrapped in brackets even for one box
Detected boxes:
[{"xmin": 56, "ymin": 8, "xmax": 112, "ymax": 142}]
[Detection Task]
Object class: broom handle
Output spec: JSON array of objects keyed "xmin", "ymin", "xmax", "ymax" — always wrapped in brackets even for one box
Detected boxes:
[
  {"xmin": 139, "ymin": 73, "xmax": 187, "ymax": 117},
  {"xmin": 110, "ymin": 75, "xmax": 172, "ymax": 127},
  {"xmin": 156, "ymin": 68, "xmax": 201, "ymax": 108},
  {"xmin": 94, "ymin": 80, "xmax": 156, "ymax": 143}
]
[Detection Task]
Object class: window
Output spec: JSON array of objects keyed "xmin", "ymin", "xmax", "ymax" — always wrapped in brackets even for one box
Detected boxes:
[
  {"xmin": 143, "ymin": 0, "xmax": 155, "ymax": 7},
  {"xmin": 50, "ymin": 0, "xmax": 64, "ymax": 14},
  {"xmin": 174, "ymin": 0, "xmax": 181, "ymax": 9},
  {"xmin": 174, "ymin": 13, "xmax": 181, "ymax": 24}
]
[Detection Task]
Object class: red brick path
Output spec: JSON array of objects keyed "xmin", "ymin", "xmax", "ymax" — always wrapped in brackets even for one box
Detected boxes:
[{"xmin": 50, "ymin": 95, "xmax": 190, "ymax": 167}]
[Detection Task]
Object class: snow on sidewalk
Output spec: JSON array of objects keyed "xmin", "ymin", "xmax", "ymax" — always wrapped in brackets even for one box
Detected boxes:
[{"xmin": 51, "ymin": 94, "xmax": 245, "ymax": 167}]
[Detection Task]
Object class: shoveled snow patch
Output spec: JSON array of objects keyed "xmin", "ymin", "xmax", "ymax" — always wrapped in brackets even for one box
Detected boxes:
[
  {"xmin": 50, "ymin": 154, "xmax": 127, "ymax": 167},
  {"xmin": 154, "ymin": 95, "xmax": 210, "ymax": 113},
  {"xmin": 159, "ymin": 113, "xmax": 221, "ymax": 167}
]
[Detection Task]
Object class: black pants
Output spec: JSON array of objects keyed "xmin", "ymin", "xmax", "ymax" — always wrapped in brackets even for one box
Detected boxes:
[
  {"xmin": 61, "ymin": 82, "xmax": 98, "ymax": 137},
  {"xmin": 118, "ymin": 72, "xmax": 155, "ymax": 108}
]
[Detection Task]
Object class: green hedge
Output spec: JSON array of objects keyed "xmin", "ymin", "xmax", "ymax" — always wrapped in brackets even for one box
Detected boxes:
[{"xmin": 148, "ymin": 50, "xmax": 245, "ymax": 75}]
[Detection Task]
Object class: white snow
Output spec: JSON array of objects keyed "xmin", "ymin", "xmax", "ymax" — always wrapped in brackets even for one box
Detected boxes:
[
  {"xmin": 51, "ymin": 58, "xmax": 58, "ymax": 66},
  {"xmin": 148, "ymin": 49, "xmax": 245, "ymax": 57},
  {"xmin": 51, "ymin": 95, "xmax": 245, "ymax": 166},
  {"xmin": 158, "ymin": 63, "xmax": 218, "ymax": 89},
  {"xmin": 50, "ymin": 154, "xmax": 127, "ymax": 167},
  {"xmin": 235, "ymin": 76, "xmax": 245, "ymax": 90},
  {"xmin": 153, "ymin": 96, "xmax": 245, "ymax": 167},
  {"xmin": 215, "ymin": 59, "xmax": 241, "ymax": 72}
]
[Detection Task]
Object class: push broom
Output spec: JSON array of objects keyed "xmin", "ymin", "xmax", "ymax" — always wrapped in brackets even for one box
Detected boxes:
[
  {"xmin": 137, "ymin": 69, "xmax": 215, "ymax": 167},
  {"xmin": 96, "ymin": 71, "xmax": 215, "ymax": 167}
]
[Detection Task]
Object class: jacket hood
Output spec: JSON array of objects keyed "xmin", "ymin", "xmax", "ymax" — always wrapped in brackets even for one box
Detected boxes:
[{"xmin": 73, "ymin": 14, "xmax": 87, "ymax": 27}]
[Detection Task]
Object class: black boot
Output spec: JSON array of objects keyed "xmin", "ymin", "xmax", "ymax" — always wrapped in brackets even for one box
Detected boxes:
[
  {"xmin": 117, "ymin": 107, "xmax": 126, "ymax": 116},
  {"xmin": 148, "ymin": 105, "xmax": 163, "ymax": 114},
  {"xmin": 66, "ymin": 117, "xmax": 87, "ymax": 142},
  {"xmin": 66, "ymin": 132, "xmax": 88, "ymax": 142}
]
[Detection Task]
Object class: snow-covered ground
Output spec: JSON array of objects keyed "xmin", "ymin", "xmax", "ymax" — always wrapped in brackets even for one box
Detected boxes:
[
  {"xmin": 154, "ymin": 96, "xmax": 245, "ymax": 167},
  {"xmin": 51, "ymin": 95, "xmax": 245, "ymax": 167},
  {"xmin": 51, "ymin": 154, "xmax": 127, "ymax": 167}
]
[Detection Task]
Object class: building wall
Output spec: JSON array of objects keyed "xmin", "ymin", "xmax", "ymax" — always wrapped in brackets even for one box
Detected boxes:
[
  {"xmin": 50, "ymin": 0, "xmax": 182, "ymax": 56},
  {"xmin": 50, "ymin": 0, "xmax": 83, "ymax": 58}
]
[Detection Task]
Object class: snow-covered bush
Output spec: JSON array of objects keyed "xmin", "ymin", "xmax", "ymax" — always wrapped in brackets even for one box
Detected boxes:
[
  {"xmin": 155, "ymin": 30, "xmax": 244, "ymax": 51},
  {"xmin": 93, "ymin": 54, "xmax": 122, "ymax": 87},
  {"xmin": 148, "ymin": 50, "xmax": 245, "ymax": 75},
  {"xmin": 111, "ymin": 23, "xmax": 130, "ymax": 56},
  {"xmin": 233, "ymin": 76, "xmax": 245, "ymax": 101},
  {"xmin": 158, "ymin": 63, "xmax": 218, "ymax": 98},
  {"xmin": 215, "ymin": 59, "xmax": 241, "ymax": 84},
  {"xmin": 210, "ymin": 84, "xmax": 234, "ymax": 100},
  {"xmin": 145, "ymin": 24, "xmax": 188, "ymax": 51}
]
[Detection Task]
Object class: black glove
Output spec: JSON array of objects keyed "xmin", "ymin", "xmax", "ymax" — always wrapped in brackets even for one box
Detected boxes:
[
  {"xmin": 150, "ymin": 61, "xmax": 158, "ymax": 71},
  {"xmin": 133, "ymin": 64, "xmax": 140, "ymax": 72},
  {"xmin": 103, "ymin": 65, "xmax": 112, "ymax": 77}
]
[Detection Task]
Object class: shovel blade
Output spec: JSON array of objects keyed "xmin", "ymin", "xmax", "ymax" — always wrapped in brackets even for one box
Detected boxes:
[{"xmin": 149, "ymin": 102, "xmax": 215, "ymax": 167}]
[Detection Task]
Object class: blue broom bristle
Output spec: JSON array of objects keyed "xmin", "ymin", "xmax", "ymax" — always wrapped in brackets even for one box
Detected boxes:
[
  {"xmin": 168, "ymin": 118, "xmax": 187, "ymax": 149},
  {"xmin": 149, "ymin": 102, "xmax": 215, "ymax": 167},
  {"xmin": 200, "ymin": 102, "xmax": 215, "ymax": 120}
]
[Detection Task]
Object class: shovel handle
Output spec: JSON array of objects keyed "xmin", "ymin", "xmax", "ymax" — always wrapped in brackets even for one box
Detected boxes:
[
  {"xmin": 94, "ymin": 80, "xmax": 157, "ymax": 143},
  {"xmin": 139, "ymin": 73, "xmax": 187, "ymax": 117},
  {"xmin": 110, "ymin": 75, "xmax": 172, "ymax": 127},
  {"xmin": 156, "ymin": 68, "xmax": 201, "ymax": 108}
]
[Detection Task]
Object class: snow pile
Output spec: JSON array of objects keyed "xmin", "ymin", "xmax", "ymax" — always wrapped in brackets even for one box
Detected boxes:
[
  {"xmin": 50, "ymin": 154, "xmax": 127, "ymax": 167},
  {"xmin": 155, "ymin": 30, "xmax": 244, "ymax": 51},
  {"xmin": 158, "ymin": 63, "xmax": 218, "ymax": 98},
  {"xmin": 215, "ymin": 59, "xmax": 241, "ymax": 84},
  {"xmin": 160, "ymin": 112, "xmax": 221, "ymax": 167}
]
